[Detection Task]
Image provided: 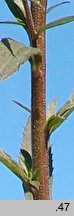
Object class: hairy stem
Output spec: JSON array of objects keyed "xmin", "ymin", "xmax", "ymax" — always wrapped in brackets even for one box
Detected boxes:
[{"xmin": 31, "ymin": 0, "xmax": 50, "ymax": 200}]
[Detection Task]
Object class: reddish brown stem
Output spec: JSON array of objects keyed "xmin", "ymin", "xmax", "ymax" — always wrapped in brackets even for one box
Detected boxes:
[
  {"xmin": 31, "ymin": 1, "xmax": 50, "ymax": 200},
  {"xmin": 23, "ymin": 0, "xmax": 36, "ymax": 39}
]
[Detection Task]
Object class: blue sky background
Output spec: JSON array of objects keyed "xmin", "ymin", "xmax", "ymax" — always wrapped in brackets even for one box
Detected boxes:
[{"xmin": 0, "ymin": 0, "xmax": 74, "ymax": 200}]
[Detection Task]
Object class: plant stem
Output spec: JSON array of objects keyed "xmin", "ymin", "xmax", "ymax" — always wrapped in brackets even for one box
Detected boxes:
[
  {"xmin": 31, "ymin": 0, "xmax": 50, "ymax": 199},
  {"xmin": 23, "ymin": 0, "xmax": 36, "ymax": 39}
]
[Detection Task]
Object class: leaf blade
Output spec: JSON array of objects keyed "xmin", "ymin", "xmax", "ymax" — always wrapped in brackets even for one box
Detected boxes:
[
  {"xmin": 20, "ymin": 149, "xmax": 32, "ymax": 173},
  {"xmin": 0, "ymin": 149, "xmax": 27, "ymax": 182},
  {"xmin": 5, "ymin": 0, "xmax": 26, "ymax": 21},
  {"xmin": 57, "ymin": 92, "xmax": 74, "ymax": 118},
  {"xmin": 47, "ymin": 99, "xmax": 58, "ymax": 119},
  {"xmin": 12, "ymin": 100, "xmax": 31, "ymax": 113},
  {"xmin": 47, "ymin": 1, "xmax": 70, "ymax": 14},
  {"xmin": 0, "ymin": 38, "xmax": 41, "ymax": 80},
  {"xmin": 20, "ymin": 116, "xmax": 31, "ymax": 156},
  {"xmin": 45, "ymin": 93, "xmax": 74, "ymax": 136},
  {"xmin": 38, "ymin": 16, "xmax": 74, "ymax": 35}
]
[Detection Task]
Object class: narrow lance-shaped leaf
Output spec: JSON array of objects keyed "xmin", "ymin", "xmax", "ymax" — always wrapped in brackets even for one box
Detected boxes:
[
  {"xmin": 47, "ymin": 1, "xmax": 70, "ymax": 14},
  {"xmin": 0, "ymin": 20, "xmax": 26, "ymax": 27},
  {"xmin": 38, "ymin": 16, "xmax": 74, "ymax": 35},
  {"xmin": 0, "ymin": 20, "xmax": 29, "ymax": 35},
  {"xmin": 0, "ymin": 37, "xmax": 41, "ymax": 80},
  {"xmin": 12, "ymin": 100, "xmax": 31, "ymax": 113}
]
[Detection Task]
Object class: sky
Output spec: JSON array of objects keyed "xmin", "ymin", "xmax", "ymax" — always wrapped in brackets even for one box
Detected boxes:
[{"xmin": 0, "ymin": 0, "xmax": 74, "ymax": 200}]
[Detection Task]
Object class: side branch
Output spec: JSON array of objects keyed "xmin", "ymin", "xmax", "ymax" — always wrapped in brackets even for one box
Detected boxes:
[{"xmin": 23, "ymin": 0, "xmax": 36, "ymax": 39}]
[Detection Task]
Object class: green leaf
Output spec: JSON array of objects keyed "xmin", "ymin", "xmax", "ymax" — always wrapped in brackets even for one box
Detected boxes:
[
  {"xmin": 0, "ymin": 37, "xmax": 41, "ymax": 80},
  {"xmin": 32, "ymin": 168, "xmax": 40, "ymax": 181},
  {"xmin": 0, "ymin": 21, "xmax": 24, "ymax": 26},
  {"xmin": 0, "ymin": 20, "xmax": 27, "ymax": 28},
  {"xmin": 24, "ymin": 191, "xmax": 33, "ymax": 200},
  {"xmin": 29, "ymin": 0, "xmax": 43, "ymax": 7},
  {"xmin": 19, "ymin": 116, "xmax": 32, "ymax": 199},
  {"xmin": 22, "ymin": 179, "xmax": 40, "ymax": 200},
  {"xmin": 5, "ymin": 0, "xmax": 43, "ymax": 24},
  {"xmin": 4, "ymin": 1, "xmax": 29, "ymax": 33},
  {"xmin": 5, "ymin": 0, "xmax": 26, "ymax": 21},
  {"xmin": 20, "ymin": 149, "xmax": 32, "ymax": 174},
  {"xmin": 22, "ymin": 182, "xmax": 33, "ymax": 200},
  {"xmin": 38, "ymin": 16, "xmax": 74, "ymax": 35},
  {"xmin": 45, "ymin": 115, "xmax": 65, "ymax": 136},
  {"xmin": 0, "ymin": 148, "xmax": 38, "ymax": 196},
  {"xmin": 0, "ymin": 20, "xmax": 29, "ymax": 35},
  {"xmin": 47, "ymin": 1, "xmax": 70, "ymax": 14},
  {"xmin": 45, "ymin": 93, "xmax": 74, "ymax": 136},
  {"xmin": 21, "ymin": 116, "xmax": 31, "ymax": 156},
  {"xmin": 0, "ymin": 148, "xmax": 28, "ymax": 182},
  {"xmin": 47, "ymin": 99, "xmax": 58, "ymax": 120},
  {"xmin": 19, "ymin": 116, "xmax": 41, "ymax": 199},
  {"xmin": 57, "ymin": 92, "xmax": 74, "ymax": 118},
  {"xmin": 12, "ymin": 100, "xmax": 31, "ymax": 113},
  {"xmin": 29, "ymin": 180, "xmax": 40, "ymax": 189}
]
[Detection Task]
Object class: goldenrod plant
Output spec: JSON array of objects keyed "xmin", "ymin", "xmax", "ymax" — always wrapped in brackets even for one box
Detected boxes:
[{"xmin": 0, "ymin": 0, "xmax": 74, "ymax": 199}]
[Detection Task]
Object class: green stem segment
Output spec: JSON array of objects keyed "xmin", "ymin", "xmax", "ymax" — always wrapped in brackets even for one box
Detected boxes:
[{"xmin": 31, "ymin": 0, "xmax": 50, "ymax": 199}]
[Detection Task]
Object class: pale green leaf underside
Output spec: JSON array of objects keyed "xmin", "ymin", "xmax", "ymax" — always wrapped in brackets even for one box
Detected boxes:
[
  {"xmin": 38, "ymin": 16, "xmax": 74, "ymax": 35},
  {"xmin": 47, "ymin": 99, "xmax": 58, "ymax": 120},
  {"xmin": 22, "ymin": 184, "xmax": 33, "ymax": 200},
  {"xmin": 0, "ymin": 148, "xmax": 39, "ymax": 197},
  {"xmin": 45, "ymin": 115, "xmax": 65, "ymax": 136},
  {"xmin": 21, "ymin": 116, "xmax": 31, "ymax": 156},
  {"xmin": 0, "ymin": 38, "xmax": 41, "ymax": 80},
  {"xmin": 45, "ymin": 92, "xmax": 74, "ymax": 136},
  {"xmin": 25, "ymin": 192, "xmax": 33, "ymax": 200},
  {"xmin": 57, "ymin": 92, "xmax": 74, "ymax": 118},
  {"xmin": 0, "ymin": 149, "xmax": 27, "ymax": 182},
  {"xmin": 47, "ymin": 1, "xmax": 70, "ymax": 14}
]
